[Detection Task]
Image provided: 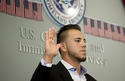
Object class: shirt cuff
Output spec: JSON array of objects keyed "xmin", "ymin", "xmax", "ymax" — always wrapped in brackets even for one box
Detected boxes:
[{"xmin": 41, "ymin": 58, "xmax": 52, "ymax": 67}]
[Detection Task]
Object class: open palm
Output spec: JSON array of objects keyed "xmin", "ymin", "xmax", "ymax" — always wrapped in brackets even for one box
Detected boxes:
[{"xmin": 45, "ymin": 28, "xmax": 60, "ymax": 59}]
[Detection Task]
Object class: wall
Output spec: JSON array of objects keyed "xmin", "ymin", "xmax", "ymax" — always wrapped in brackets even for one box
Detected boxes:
[
  {"xmin": 0, "ymin": 0, "xmax": 125, "ymax": 81},
  {"xmin": 85, "ymin": 0, "xmax": 125, "ymax": 81}
]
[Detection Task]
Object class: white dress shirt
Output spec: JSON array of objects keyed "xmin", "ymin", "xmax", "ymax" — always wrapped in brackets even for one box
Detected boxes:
[{"xmin": 41, "ymin": 58, "xmax": 87, "ymax": 81}]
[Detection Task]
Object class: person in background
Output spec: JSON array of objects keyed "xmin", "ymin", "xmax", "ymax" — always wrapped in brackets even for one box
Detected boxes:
[{"xmin": 31, "ymin": 24, "xmax": 97, "ymax": 81}]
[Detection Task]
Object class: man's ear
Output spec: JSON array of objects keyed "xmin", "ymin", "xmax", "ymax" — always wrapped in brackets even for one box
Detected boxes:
[{"xmin": 60, "ymin": 42, "xmax": 67, "ymax": 52}]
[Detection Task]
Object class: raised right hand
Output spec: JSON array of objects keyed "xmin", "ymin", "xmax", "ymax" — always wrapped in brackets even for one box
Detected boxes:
[{"xmin": 43, "ymin": 28, "xmax": 61, "ymax": 64}]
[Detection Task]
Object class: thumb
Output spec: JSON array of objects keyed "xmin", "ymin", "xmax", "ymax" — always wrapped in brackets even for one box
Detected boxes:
[{"xmin": 56, "ymin": 44, "xmax": 61, "ymax": 50}]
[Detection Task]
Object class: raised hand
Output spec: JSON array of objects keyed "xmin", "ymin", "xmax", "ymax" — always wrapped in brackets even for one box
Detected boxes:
[{"xmin": 43, "ymin": 28, "xmax": 61, "ymax": 63}]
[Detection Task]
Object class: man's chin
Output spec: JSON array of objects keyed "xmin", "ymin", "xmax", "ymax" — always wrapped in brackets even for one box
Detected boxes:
[{"xmin": 78, "ymin": 57, "xmax": 86, "ymax": 62}]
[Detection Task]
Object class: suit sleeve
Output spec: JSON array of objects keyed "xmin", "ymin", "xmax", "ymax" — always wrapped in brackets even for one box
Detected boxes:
[{"xmin": 30, "ymin": 63, "xmax": 52, "ymax": 81}]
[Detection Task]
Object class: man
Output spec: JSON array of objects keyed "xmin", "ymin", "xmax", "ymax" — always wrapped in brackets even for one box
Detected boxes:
[{"xmin": 31, "ymin": 24, "xmax": 97, "ymax": 81}]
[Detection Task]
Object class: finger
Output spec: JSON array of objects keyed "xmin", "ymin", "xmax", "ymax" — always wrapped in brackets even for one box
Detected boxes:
[
  {"xmin": 51, "ymin": 28, "xmax": 56, "ymax": 40},
  {"xmin": 49, "ymin": 28, "xmax": 56, "ymax": 40},
  {"xmin": 46, "ymin": 31, "xmax": 49, "ymax": 40},
  {"xmin": 49, "ymin": 28, "xmax": 53, "ymax": 40},
  {"xmin": 45, "ymin": 31, "xmax": 49, "ymax": 47}
]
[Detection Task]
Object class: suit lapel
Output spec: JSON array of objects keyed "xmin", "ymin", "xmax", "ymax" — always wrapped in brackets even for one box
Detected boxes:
[
  {"xmin": 56, "ymin": 62, "xmax": 96, "ymax": 81},
  {"xmin": 84, "ymin": 73, "xmax": 97, "ymax": 81},
  {"xmin": 56, "ymin": 61, "xmax": 74, "ymax": 81}
]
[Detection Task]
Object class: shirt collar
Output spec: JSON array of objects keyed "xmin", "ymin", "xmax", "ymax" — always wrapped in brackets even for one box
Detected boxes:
[{"xmin": 61, "ymin": 60, "xmax": 87, "ymax": 75}]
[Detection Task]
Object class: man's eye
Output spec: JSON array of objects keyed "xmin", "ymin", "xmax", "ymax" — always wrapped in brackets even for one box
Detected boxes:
[{"xmin": 75, "ymin": 40, "xmax": 80, "ymax": 42}]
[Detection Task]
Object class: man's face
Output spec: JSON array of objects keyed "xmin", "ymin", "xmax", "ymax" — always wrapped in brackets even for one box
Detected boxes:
[{"xmin": 64, "ymin": 29, "xmax": 86, "ymax": 62}]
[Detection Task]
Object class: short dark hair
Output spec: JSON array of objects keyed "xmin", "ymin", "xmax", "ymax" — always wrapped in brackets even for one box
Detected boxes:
[{"xmin": 57, "ymin": 24, "xmax": 81, "ymax": 44}]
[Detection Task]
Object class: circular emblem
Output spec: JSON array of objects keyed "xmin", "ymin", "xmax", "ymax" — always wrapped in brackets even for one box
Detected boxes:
[{"xmin": 42, "ymin": 0, "xmax": 86, "ymax": 26}]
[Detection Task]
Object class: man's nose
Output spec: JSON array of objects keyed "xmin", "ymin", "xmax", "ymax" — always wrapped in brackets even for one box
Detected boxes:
[{"xmin": 81, "ymin": 41, "xmax": 86, "ymax": 48}]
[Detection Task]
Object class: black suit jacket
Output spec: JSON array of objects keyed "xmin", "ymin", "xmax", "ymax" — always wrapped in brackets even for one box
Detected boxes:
[{"xmin": 31, "ymin": 61, "xmax": 97, "ymax": 81}]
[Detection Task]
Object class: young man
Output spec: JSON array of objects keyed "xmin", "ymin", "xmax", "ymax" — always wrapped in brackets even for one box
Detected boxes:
[{"xmin": 31, "ymin": 24, "xmax": 97, "ymax": 81}]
